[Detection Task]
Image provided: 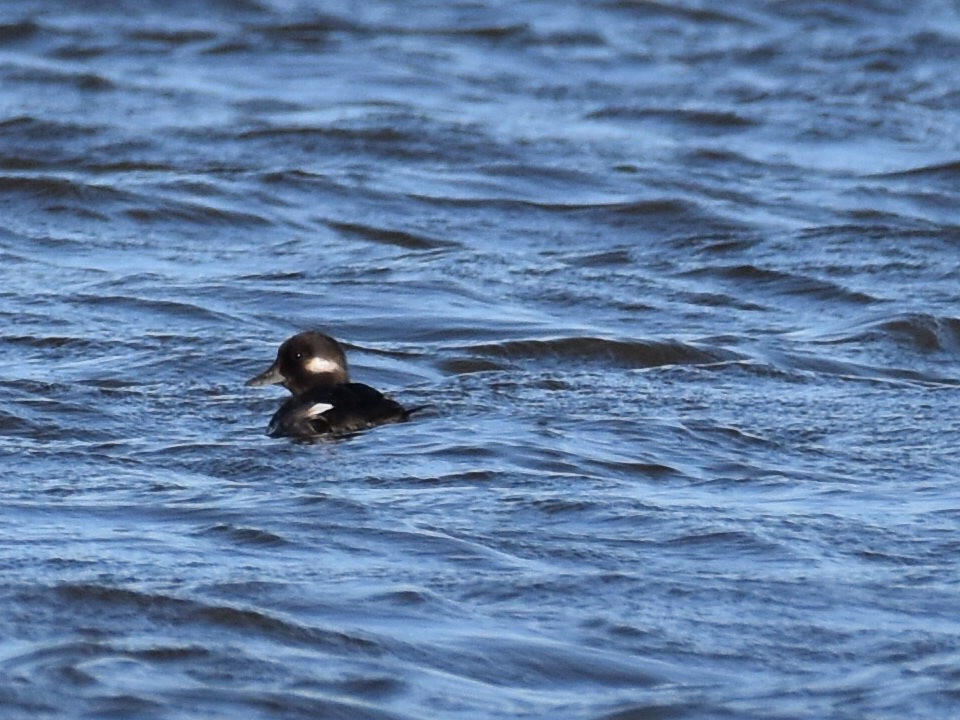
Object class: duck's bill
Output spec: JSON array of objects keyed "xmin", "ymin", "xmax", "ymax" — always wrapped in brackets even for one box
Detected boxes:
[{"xmin": 246, "ymin": 362, "xmax": 285, "ymax": 387}]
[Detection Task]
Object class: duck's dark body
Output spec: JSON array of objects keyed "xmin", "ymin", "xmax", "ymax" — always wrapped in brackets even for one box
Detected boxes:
[
  {"xmin": 247, "ymin": 331, "xmax": 416, "ymax": 439},
  {"xmin": 266, "ymin": 382, "xmax": 411, "ymax": 438}
]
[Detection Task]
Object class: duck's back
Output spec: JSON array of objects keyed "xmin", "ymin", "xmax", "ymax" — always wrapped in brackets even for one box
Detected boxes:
[{"xmin": 267, "ymin": 383, "xmax": 409, "ymax": 438}]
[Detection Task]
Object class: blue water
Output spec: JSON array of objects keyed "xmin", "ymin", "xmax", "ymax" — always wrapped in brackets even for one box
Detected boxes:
[{"xmin": 2, "ymin": 1, "xmax": 960, "ymax": 718}]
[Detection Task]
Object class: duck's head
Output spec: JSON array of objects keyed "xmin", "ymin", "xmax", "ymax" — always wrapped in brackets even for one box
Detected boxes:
[{"xmin": 247, "ymin": 331, "xmax": 349, "ymax": 394}]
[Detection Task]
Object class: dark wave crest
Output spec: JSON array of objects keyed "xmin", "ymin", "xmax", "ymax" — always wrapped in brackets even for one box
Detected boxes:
[{"xmin": 463, "ymin": 336, "xmax": 738, "ymax": 368}]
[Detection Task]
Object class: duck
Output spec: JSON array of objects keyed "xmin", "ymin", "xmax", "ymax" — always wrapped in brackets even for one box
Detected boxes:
[{"xmin": 247, "ymin": 331, "xmax": 417, "ymax": 439}]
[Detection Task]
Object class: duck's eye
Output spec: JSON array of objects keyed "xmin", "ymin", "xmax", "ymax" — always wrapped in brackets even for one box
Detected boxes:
[{"xmin": 295, "ymin": 352, "xmax": 302, "ymax": 359}]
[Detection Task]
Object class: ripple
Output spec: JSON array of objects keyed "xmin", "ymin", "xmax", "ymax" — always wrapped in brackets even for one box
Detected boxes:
[
  {"xmin": 667, "ymin": 528, "xmax": 780, "ymax": 554},
  {"xmin": 599, "ymin": 0, "xmax": 758, "ymax": 27},
  {"xmin": 2, "ymin": 334, "xmax": 100, "ymax": 350},
  {"xmin": 876, "ymin": 314, "xmax": 960, "ymax": 353},
  {"xmin": 6, "ymin": 66, "xmax": 114, "ymax": 92},
  {"xmin": 70, "ymin": 294, "xmax": 231, "ymax": 322},
  {"xmin": 464, "ymin": 336, "xmax": 739, "ymax": 368},
  {"xmin": 124, "ymin": 199, "xmax": 272, "ymax": 227},
  {"xmin": 869, "ymin": 160, "xmax": 960, "ymax": 187},
  {"xmin": 326, "ymin": 220, "xmax": 458, "ymax": 251},
  {"xmin": 587, "ymin": 106, "xmax": 757, "ymax": 132},
  {"xmin": 127, "ymin": 28, "xmax": 220, "ymax": 47},
  {"xmin": 446, "ymin": 633, "xmax": 709, "ymax": 690},
  {"xmin": 52, "ymin": 584, "xmax": 382, "ymax": 654},
  {"xmin": 0, "ymin": 174, "xmax": 130, "ymax": 203},
  {"xmin": 810, "ymin": 312, "xmax": 960, "ymax": 356},
  {"xmin": 199, "ymin": 523, "xmax": 290, "ymax": 547},
  {"xmin": 0, "ymin": 19, "xmax": 39, "ymax": 43},
  {"xmin": 682, "ymin": 264, "xmax": 881, "ymax": 304}
]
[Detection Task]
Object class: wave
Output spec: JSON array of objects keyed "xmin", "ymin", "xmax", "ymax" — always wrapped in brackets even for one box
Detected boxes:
[
  {"xmin": 813, "ymin": 312, "xmax": 960, "ymax": 355},
  {"xmin": 2, "ymin": 334, "xmax": 101, "ymax": 350},
  {"xmin": 753, "ymin": 349, "xmax": 959, "ymax": 388},
  {"xmin": 125, "ymin": 199, "xmax": 272, "ymax": 227},
  {"xmin": 461, "ymin": 336, "xmax": 739, "ymax": 369},
  {"xmin": 4, "ymin": 63, "xmax": 114, "ymax": 91},
  {"xmin": 598, "ymin": 0, "xmax": 757, "ymax": 27},
  {"xmin": 51, "ymin": 583, "xmax": 381, "ymax": 652},
  {"xmin": 238, "ymin": 118, "xmax": 501, "ymax": 165},
  {"xmin": 326, "ymin": 220, "xmax": 457, "ymax": 251},
  {"xmin": 587, "ymin": 106, "xmax": 757, "ymax": 131},
  {"xmin": 876, "ymin": 313, "xmax": 960, "ymax": 353},
  {"xmin": 0, "ymin": 115, "xmax": 100, "ymax": 141},
  {"xmin": 0, "ymin": 19, "xmax": 39, "ymax": 43},
  {"xmin": 127, "ymin": 28, "xmax": 220, "ymax": 46},
  {"xmin": 681, "ymin": 264, "xmax": 881, "ymax": 304},
  {"xmin": 71, "ymin": 294, "xmax": 231, "ymax": 323},
  {"xmin": 198, "ymin": 523, "xmax": 290, "ymax": 547},
  {"xmin": 0, "ymin": 174, "xmax": 131, "ymax": 203},
  {"xmin": 869, "ymin": 159, "xmax": 960, "ymax": 180},
  {"xmin": 405, "ymin": 194, "xmax": 747, "ymax": 234},
  {"xmin": 0, "ymin": 117, "xmax": 176, "ymax": 173}
]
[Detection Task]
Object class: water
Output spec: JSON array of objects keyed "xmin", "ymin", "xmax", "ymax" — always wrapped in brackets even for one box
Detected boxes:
[{"xmin": 2, "ymin": 1, "xmax": 959, "ymax": 718}]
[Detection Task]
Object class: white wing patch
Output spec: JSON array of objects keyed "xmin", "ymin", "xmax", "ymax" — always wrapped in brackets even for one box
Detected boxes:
[
  {"xmin": 304, "ymin": 402, "xmax": 334, "ymax": 418},
  {"xmin": 304, "ymin": 357, "xmax": 342, "ymax": 375}
]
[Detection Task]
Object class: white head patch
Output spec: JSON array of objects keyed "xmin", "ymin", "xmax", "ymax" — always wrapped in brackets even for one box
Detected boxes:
[
  {"xmin": 305, "ymin": 402, "xmax": 334, "ymax": 418},
  {"xmin": 304, "ymin": 356, "xmax": 342, "ymax": 375}
]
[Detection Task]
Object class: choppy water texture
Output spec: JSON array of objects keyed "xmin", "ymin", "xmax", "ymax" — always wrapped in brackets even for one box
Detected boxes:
[{"xmin": 2, "ymin": 1, "xmax": 960, "ymax": 718}]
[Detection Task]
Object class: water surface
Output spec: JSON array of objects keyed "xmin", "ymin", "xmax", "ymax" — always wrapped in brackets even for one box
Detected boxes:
[{"xmin": 2, "ymin": 1, "xmax": 960, "ymax": 718}]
